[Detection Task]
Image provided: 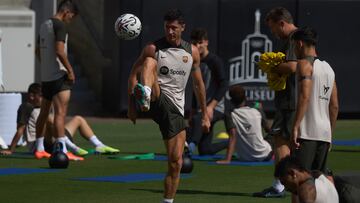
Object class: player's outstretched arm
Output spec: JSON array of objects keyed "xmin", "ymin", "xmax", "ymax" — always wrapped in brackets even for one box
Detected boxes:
[
  {"xmin": 0, "ymin": 124, "xmax": 26, "ymax": 155},
  {"xmin": 274, "ymin": 61, "xmax": 297, "ymax": 74},
  {"xmin": 191, "ymin": 45, "xmax": 210, "ymax": 133},
  {"xmin": 217, "ymin": 128, "xmax": 236, "ymax": 164}
]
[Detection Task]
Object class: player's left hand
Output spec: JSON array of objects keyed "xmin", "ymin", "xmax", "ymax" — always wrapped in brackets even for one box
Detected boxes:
[
  {"xmin": 67, "ymin": 71, "xmax": 76, "ymax": 85},
  {"xmin": 201, "ymin": 114, "xmax": 211, "ymax": 133},
  {"xmin": 291, "ymin": 126, "xmax": 301, "ymax": 149},
  {"xmin": 206, "ymin": 106, "xmax": 214, "ymax": 121}
]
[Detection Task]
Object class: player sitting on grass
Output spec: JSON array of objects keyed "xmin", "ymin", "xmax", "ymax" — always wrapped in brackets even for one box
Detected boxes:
[
  {"xmin": 0, "ymin": 83, "xmax": 119, "ymax": 158},
  {"xmin": 275, "ymin": 156, "xmax": 339, "ymax": 203},
  {"xmin": 216, "ymin": 85, "xmax": 273, "ymax": 164}
]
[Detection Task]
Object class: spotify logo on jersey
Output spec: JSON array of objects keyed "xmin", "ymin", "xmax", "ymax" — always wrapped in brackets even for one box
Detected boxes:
[{"xmin": 160, "ymin": 66, "xmax": 169, "ymax": 75}]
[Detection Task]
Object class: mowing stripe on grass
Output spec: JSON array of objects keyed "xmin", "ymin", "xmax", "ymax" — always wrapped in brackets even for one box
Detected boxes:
[
  {"xmin": 73, "ymin": 173, "xmax": 192, "ymax": 183},
  {"xmin": 0, "ymin": 168, "xmax": 59, "ymax": 176},
  {"xmin": 208, "ymin": 160, "xmax": 274, "ymax": 166},
  {"xmin": 333, "ymin": 139, "xmax": 360, "ymax": 146},
  {"xmin": 153, "ymin": 154, "xmax": 225, "ymax": 161}
]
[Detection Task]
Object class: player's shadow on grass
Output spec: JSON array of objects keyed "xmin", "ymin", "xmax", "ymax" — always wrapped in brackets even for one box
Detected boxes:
[{"xmin": 131, "ymin": 188, "xmax": 254, "ymax": 197}]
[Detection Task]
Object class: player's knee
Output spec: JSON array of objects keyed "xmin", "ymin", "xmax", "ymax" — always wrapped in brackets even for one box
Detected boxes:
[
  {"xmin": 169, "ymin": 155, "xmax": 183, "ymax": 172},
  {"xmin": 73, "ymin": 115, "xmax": 84, "ymax": 123},
  {"xmin": 144, "ymin": 57, "xmax": 157, "ymax": 68}
]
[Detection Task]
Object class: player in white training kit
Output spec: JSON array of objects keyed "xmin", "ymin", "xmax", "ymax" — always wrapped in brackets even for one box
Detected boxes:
[{"xmin": 127, "ymin": 9, "xmax": 210, "ymax": 203}]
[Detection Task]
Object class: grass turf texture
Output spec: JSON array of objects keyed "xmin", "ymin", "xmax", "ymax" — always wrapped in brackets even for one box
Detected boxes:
[{"xmin": 0, "ymin": 119, "xmax": 359, "ymax": 203}]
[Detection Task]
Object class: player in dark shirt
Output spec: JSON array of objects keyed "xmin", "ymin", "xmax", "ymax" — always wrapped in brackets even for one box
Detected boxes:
[
  {"xmin": 187, "ymin": 28, "xmax": 229, "ymax": 155},
  {"xmin": 254, "ymin": 7, "xmax": 298, "ymax": 198}
]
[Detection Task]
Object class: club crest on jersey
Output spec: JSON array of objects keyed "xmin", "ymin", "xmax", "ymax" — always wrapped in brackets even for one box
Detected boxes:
[{"xmin": 183, "ymin": 56, "xmax": 189, "ymax": 63}]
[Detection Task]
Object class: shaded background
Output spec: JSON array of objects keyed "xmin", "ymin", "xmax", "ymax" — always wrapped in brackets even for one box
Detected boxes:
[{"xmin": 2, "ymin": 0, "xmax": 359, "ymax": 117}]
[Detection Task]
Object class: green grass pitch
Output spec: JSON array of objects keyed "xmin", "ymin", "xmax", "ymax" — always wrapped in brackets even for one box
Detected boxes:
[{"xmin": 0, "ymin": 119, "xmax": 359, "ymax": 203}]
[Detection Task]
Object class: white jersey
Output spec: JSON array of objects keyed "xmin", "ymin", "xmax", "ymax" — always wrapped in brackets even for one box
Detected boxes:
[
  {"xmin": 25, "ymin": 108, "xmax": 39, "ymax": 143},
  {"xmin": 298, "ymin": 59, "xmax": 335, "ymax": 143},
  {"xmin": 230, "ymin": 107, "xmax": 272, "ymax": 161},
  {"xmin": 155, "ymin": 38, "xmax": 193, "ymax": 115},
  {"xmin": 314, "ymin": 175, "xmax": 339, "ymax": 203},
  {"xmin": 39, "ymin": 18, "xmax": 68, "ymax": 82}
]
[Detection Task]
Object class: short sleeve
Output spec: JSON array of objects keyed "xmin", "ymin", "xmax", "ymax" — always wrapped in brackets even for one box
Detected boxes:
[
  {"xmin": 224, "ymin": 112, "xmax": 235, "ymax": 131},
  {"xmin": 285, "ymin": 39, "xmax": 297, "ymax": 61},
  {"xmin": 16, "ymin": 103, "xmax": 33, "ymax": 125},
  {"xmin": 52, "ymin": 18, "xmax": 67, "ymax": 42}
]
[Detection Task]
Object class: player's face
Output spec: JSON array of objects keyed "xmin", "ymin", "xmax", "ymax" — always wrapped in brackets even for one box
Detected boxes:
[
  {"xmin": 63, "ymin": 10, "xmax": 76, "ymax": 23},
  {"xmin": 267, "ymin": 20, "xmax": 286, "ymax": 40},
  {"xmin": 29, "ymin": 92, "xmax": 42, "ymax": 107},
  {"xmin": 192, "ymin": 39, "xmax": 208, "ymax": 55},
  {"xmin": 279, "ymin": 171, "xmax": 299, "ymax": 194},
  {"xmin": 164, "ymin": 20, "xmax": 185, "ymax": 44}
]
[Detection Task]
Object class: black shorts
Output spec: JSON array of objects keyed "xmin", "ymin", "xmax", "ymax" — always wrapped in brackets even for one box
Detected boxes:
[
  {"xmin": 334, "ymin": 174, "xmax": 360, "ymax": 203},
  {"xmin": 150, "ymin": 93, "xmax": 186, "ymax": 140},
  {"xmin": 42, "ymin": 75, "xmax": 72, "ymax": 100},
  {"xmin": 293, "ymin": 139, "xmax": 330, "ymax": 172},
  {"xmin": 44, "ymin": 129, "xmax": 73, "ymax": 153},
  {"xmin": 270, "ymin": 109, "xmax": 295, "ymax": 139}
]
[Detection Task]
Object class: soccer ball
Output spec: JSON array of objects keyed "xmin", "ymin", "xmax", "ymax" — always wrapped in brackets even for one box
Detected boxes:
[{"xmin": 114, "ymin": 13, "xmax": 142, "ymax": 40}]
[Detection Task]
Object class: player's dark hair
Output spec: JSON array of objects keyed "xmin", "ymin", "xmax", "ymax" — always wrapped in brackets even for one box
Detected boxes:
[
  {"xmin": 265, "ymin": 7, "xmax": 293, "ymax": 24},
  {"xmin": 57, "ymin": 0, "xmax": 79, "ymax": 15},
  {"xmin": 28, "ymin": 83, "xmax": 42, "ymax": 94},
  {"xmin": 229, "ymin": 85, "xmax": 246, "ymax": 106},
  {"xmin": 292, "ymin": 26, "xmax": 318, "ymax": 46},
  {"xmin": 274, "ymin": 156, "xmax": 308, "ymax": 178},
  {"xmin": 163, "ymin": 9, "xmax": 185, "ymax": 24},
  {"xmin": 190, "ymin": 28, "xmax": 208, "ymax": 43}
]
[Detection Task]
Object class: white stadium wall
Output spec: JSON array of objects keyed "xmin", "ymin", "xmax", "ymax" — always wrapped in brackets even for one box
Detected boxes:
[{"xmin": 0, "ymin": 7, "xmax": 35, "ymax": 92}]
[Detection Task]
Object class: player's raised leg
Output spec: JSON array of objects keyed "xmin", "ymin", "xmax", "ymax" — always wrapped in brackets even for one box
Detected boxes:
[{"xmin": 134, "ymin": 57, "xmax": 160, "ymax": 111}]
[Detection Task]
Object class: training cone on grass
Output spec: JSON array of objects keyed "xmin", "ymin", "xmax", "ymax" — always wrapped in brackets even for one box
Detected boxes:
[{"xmin": 216, "ymin": 132, "xmax": 229, "ymax": 139}]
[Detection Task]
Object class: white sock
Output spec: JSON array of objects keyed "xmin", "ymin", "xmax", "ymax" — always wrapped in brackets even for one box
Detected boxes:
[
  {"xmin": 56, "ymin": 137, "xmax": 68, "ymax": 153},
  {"xmin": 89, "ymin": 135, "xmax": 104, "ymax": 147},
  {"xmin": 144, "ymin": 85, "xmax": 152, "ymax": 97},
  {"xmin": 35, "ymin": 137, "xmax": 45, "ymax": 151},
  {"xmin": 272, "ymin": 178, "xmax": 285, "ymax": 192},
  {"xmin": 64, "ymin": 136, "xmax": 80, "ymax": 152},
  {"xmin": 162, "ymin": 199, "xmax": 174, "ymax": 203}
]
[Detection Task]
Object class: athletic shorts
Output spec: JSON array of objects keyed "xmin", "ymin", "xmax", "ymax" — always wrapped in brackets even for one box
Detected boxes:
[
  {"xmin": 294, "ymin": 139, "xmax": 330, "ymax": 172},
  {"xmin": 334, "ymin": 174, "xmax": 360, "ymax": 203},
  {"xmin": 270, "ymin": 109, "xmax": 295, "ymax": 139},
  {"xmin": 44, "ymin": 129, "xmax": 73, "ymax": 153},
  {"xmin": 150, "ymin": 92, "xmax": 186, "ymax": 140},
  {"xmin": 42, "ymin": 75, "xmax": 72, "ymax": 100}
]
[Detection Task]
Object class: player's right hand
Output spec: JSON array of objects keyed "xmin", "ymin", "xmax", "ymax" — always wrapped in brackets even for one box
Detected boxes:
[
  {"xmin": 67, "ymin": 71, "xmax": 76, "ymax": 85},
  {"xmin": 201, "ymin": 114, "xmax": 211, "ymax": 133},
  {"xmin": 291, "ymin": 126, "xmax": 301, "ymax": 149},
  {"xmin": 0, "ymin": 150, "xmax": 12, "ymax": 155},
  {"xmin": 127, "ymin": 108, "xmax": 137, "ymax": 124},
  {"xmin": 127, "ymin": 95, "xmax": 137, "ymax": 124}
]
